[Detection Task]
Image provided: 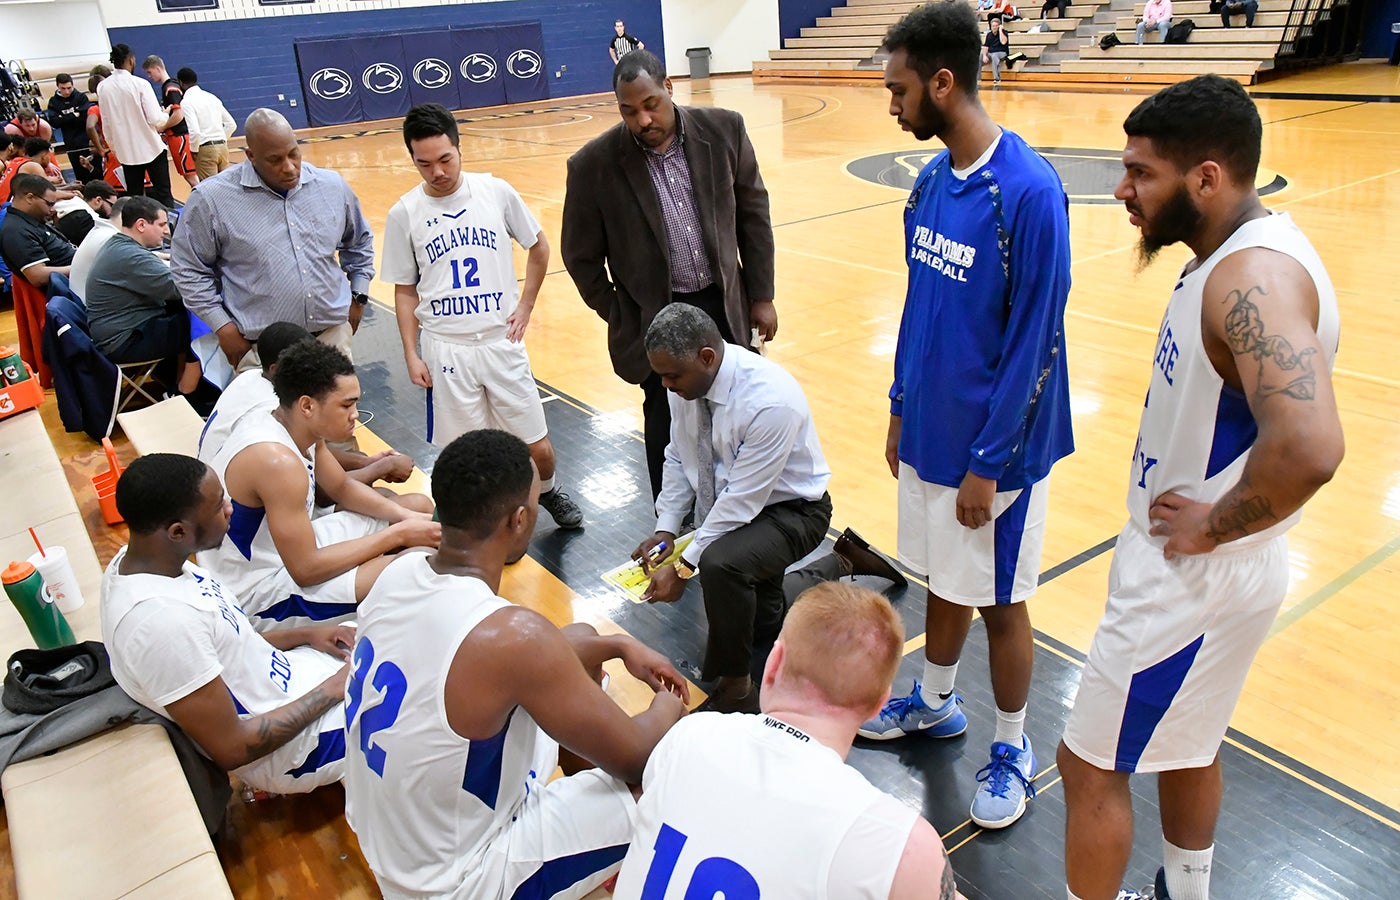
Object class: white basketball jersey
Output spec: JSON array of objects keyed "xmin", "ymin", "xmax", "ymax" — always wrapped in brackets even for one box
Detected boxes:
[
  {"xmin": 101, "ymin": 550, "xmax": 340, "ymax": 724},
  {"xmin": 380, "ymin": 173, "xmax": 542, "ymax": 339},
  {"xmin": 197, "ymin": 370, "xmax": 277, "ymax": 462},
  {"xmin": 1128, "ymin": 212, "xmax": 1339, "ymax": 547},
  {"xmin": 612, "ymin": 713, "xmax": 918, "ymax": 900},
  {"xmin": 344, "ymin": 553, "xmax": 552, "ymax": 899},
  {"xmin": 197, "ymin": 411, "xmax": 316, "ymax": 603}
]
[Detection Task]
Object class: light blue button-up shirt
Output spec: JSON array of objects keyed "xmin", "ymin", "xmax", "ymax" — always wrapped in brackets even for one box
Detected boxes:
[
  {"xmin": 172, "ymin": 160, "xmax": 375, "ymax": 339},
  {"xmin": 656, "ymin": 345, "xmax": 831, "ymax": 567}
]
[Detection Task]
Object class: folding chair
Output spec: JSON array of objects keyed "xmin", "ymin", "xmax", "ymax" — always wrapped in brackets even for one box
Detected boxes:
[{"xmin": 115, "ymin": 358, "xmax": 165, "ymax": 413}]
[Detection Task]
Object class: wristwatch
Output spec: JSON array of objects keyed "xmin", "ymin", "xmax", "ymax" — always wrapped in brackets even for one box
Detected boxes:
[
  {"xmin": 352, "ymin": 292, "xmax": 370, "ymax": 306},
  {"xmin": 674, "ymin": 558, "xmax": 698, "ymax": 580}
]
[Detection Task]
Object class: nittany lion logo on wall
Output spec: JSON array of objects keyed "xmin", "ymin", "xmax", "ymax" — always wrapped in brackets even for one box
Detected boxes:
[
  {"xmin": 362, "ymin": 63, "xmax": 403, "ymax": 95},
  {"xmin": 413, "ymin": 58, "xmax": 452, "ymax": 90},
  {"xmin": 506, "ymin": 49, "xmax": 543, "ymax": 79},
  {"xmin": 846, "ymin": 147, "xmax": 1287, "ymax": 204},
  {"xmin": 308, "ymin": 67, "xmax": 353, "ymax": 101},
  {"xmin": 460, "ymin": 53, "xmax": 499, "ymax": 84}
]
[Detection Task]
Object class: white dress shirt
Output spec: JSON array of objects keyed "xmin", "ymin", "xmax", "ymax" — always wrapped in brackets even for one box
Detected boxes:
[
  {"xmin": 180, "ymin": 85, "xmax": 237, "ymax": 147},
  {"xmin": 656, "ymin": 345, "xmax": 831, "ymax": 567},
  {"xmin": 95, "ymin": 69, "xmax": 168, "ymax": 166}
]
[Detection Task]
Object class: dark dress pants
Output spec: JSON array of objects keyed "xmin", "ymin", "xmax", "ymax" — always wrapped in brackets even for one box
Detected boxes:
[
  {"xmin": 697, "ymin": 493, "xmax": 833, "ymax": 681},
  {"xmin": 122, "ymin": 150, "xmax": 175, "ymax": 208},
  {"xmin": 640, "ymin": 283, "xmax": 737, "ymax": 499}
]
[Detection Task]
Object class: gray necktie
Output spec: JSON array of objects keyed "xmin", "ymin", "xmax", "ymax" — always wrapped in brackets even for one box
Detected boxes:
[{"xmin": 695, "ymin": 398, "xmax": 717, "ymax": 524}]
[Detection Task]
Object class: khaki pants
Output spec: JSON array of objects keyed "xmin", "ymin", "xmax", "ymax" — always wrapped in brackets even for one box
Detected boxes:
[
  {"xmin": 233, "ymin": 321, "xmax": 353, "ymax": 374},
  {"xmin": 194, "ymin": 142, "xmax": 230, "ymax": 180}
]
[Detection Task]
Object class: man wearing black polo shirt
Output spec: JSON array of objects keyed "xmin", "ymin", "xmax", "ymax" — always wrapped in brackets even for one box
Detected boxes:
[
  {"xmin": 47, "ymin": 74, "xmax": 96, "ymax": 183},
  {"xmin": 0, "ymin": 173, "xmax": 75, "ymax": 289}
]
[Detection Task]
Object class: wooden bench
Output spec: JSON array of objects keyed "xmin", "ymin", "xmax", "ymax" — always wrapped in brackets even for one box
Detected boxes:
[
  {"xmin": 116, "ymin": 395, "xmax": 207, "ymax": 458},
  {"xmin": 0, "ymin": 408, "xmax": 232, "ymax": 899}
]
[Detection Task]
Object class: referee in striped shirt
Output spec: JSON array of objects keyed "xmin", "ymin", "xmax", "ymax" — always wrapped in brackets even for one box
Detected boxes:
[{"xmin": 610, "ymin": 20, "xmax": 646, "ymax": 64}]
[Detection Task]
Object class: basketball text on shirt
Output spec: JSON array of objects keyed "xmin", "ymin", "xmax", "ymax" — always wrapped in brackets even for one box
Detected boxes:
[{"xmin": 910, "ymin": 224, "xmax": 975, "ymax": 283}]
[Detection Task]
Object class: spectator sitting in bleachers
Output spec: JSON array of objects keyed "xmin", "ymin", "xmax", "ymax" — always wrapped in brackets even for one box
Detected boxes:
[
  {"xmin": 103, "ymin": 452, "xmax": 353, "ymax": 794},
  {"xmin": 198, "ymin": 321, "xmax": 416, "ymax": 489},
  {"xmin": 1137, "ymin": 0, "xmax": 1173, "ymax": 42},
  {"xmin": 69, "ymin": 195, "xmax": 126, "ymax": 301},
  {"xmin": 85, "ymin": 196, "xmax": 202, "ymax": 394},
  {"xmin": 0, "ymin": 173, "xmax": 75, "ymax": 289},
  {"xmin": 1221, "ymin": 0, "xmax": 1258, "ymax": 27},
  {"xmin": 984, "ymin": 15, "xmax": 1012, "ymax": 84},
  {"xmin": 4, "ymin": 109, "xmax": 53, "ymax": 142},
  {"xmin": 984, "ymin": 0, "xmax": 1020, "ymax": 21},
  {"xmin": 53, "ymin": 180, "xmax": 116, "ymax": 246}
]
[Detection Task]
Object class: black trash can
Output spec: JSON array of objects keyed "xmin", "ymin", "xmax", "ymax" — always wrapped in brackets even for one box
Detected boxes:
[{"xmin": 685, "ymin": 47, "xmax": 712, "ymax": 79}]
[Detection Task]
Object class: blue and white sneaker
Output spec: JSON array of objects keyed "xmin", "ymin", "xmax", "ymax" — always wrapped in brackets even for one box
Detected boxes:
[
  {"xmin": 857, "ymin": 681, "xmax": 967, "ymax": 740},
  {"xmin": 970, "ymin": 735, "xmax": 1037, "ymax": 828}
]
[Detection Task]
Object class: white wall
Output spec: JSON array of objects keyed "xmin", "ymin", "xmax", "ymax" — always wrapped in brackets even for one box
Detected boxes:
[
  {"xmin": 91, "ymin": 0, "xmax": 514, "ymax": 29},
  {"xmin": 660, "ymin": 0, "xmax": 778, "ymax": 77},
  {"xmin": 0, "ymin": 0, "xmax": 110, "ymax": 70}
]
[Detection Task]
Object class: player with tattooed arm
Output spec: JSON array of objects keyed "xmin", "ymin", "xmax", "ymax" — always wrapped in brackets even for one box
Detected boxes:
[{"xmin": 1058, "ymin": 75, "xmax": 1343, "ymax": 900}]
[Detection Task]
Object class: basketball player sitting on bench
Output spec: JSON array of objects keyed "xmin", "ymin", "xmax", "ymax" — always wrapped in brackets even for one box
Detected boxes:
[
  {"xmin": 344, "ymin": 430, "xmax": 689, "ymax": 900},
  {"xmin": 103, "ymin": 454, "xmax": 352, "ymax": 793},
  {"xmin": 199, "ymin": 339, "xmax": 439, "ymax": 632},
  {"xmin": 199, "ymin": 321, "xmax": 416, "ymax": 491},
  {"xmin": 611, "ymin": 581, "xmax": 963, "ymax": 900}
]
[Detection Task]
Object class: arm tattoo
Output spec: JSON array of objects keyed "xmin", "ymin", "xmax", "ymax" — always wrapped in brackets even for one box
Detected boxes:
[
  {"xmin": 1206, "ymin": 492, "xmax": 1276, "ymax": 544},
  {"xmin": 244, "ymin": 684, "xmax": 339, "ymax": 762},
  {"xmin": 940, "ymin": 845, "xmax": 957, "ymax": 900},
  {"xmin": 1222, "ymin": 285, "xmax": 1317, "ymax": 401}
]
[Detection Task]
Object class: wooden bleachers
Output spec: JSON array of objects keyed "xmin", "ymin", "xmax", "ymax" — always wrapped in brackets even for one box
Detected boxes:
[
  {"xmin": 757, "ymin": 0, "xmax": 1340, "ymax": 85},
  {"xmin": 756, "ymin": 0, "xmax": 1096, "ymax": 76},
  {"xmin": 1060, "ymin": 0, "xmax": 1305, "ymax": 79},
  {"xmin": 0, "ymin": 408, "xmax": 233, "ymax": 899}
]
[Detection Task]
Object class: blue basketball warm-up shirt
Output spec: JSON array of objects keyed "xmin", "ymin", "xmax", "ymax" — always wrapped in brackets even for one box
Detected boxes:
[{"xmin": 891, "ymin": 129, "xmax": 1075, "ymax": 491}]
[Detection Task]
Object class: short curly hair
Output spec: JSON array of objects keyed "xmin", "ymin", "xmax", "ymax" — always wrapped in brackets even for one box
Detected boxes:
[
  {"xmin": 432, "ymin": 430, "xmax": 535, "ymax": 539},
  {"xmin": 1124, "ymin": 74, "xmax": 1262, "ymax": 186},
  {"xmin": 882, "ymin": 1, "xmax": 982, "ymax": 96},
  {"xmin": 271, "ymin": 340, "xmax": 355, "ymax": 407},
  {"xmin": 116, "ymin": 454, "xmax": 210, "ymax": 535}
]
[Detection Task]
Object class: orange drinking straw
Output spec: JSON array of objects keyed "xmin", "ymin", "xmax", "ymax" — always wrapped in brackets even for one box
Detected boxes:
[{"xmin": 28, "ymin": 528, "xmax": 44, "ymax": 558}]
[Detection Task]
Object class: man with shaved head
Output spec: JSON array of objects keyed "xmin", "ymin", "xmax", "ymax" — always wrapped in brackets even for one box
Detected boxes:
[{"xmin": 172, "ymin": 108, "xmax": 375, "ymax": 373}]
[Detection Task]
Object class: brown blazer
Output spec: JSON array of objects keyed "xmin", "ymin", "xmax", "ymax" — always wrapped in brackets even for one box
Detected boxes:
[{"xmin": 561, "ymin": 105, "xmax": 775, "ymax": 384}]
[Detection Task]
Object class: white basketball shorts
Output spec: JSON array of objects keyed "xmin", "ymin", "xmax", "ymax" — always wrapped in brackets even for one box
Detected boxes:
[
  {"xmin": 422, "ymin": 331, "xmax": 548, "ymax": 449},
  {"xmin": 244, "ymin": 511, "xmax": 385, "ymax": 632},
  {"xmin": 237, "ymin": 690, "xmax": 347, "ymax": 794},
  {"xmin": 463, "ymin": 730, "xmax": 637, "ymax": 900},
  {"xmin": 1062, "ymin": 523, "xmax": 1289, "ymax": 773},
  {"xmin": 897, "ymin": 463, "xmax": 1049, "ymax": 606}
]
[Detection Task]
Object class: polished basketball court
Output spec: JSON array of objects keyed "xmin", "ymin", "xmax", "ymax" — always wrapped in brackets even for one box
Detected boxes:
[{"xmin": 7, "ymin": 65, "xmax": 1397, "ymax": 898}]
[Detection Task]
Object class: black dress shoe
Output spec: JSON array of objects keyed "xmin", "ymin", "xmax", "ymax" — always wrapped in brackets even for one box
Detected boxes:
[
  {"xmin": 693, "ymin": 688, "xmax": 762, "ymax": 715},
  {"xmin": 833, "ymin": 528, "xmax": 909, "ymax": 591}
]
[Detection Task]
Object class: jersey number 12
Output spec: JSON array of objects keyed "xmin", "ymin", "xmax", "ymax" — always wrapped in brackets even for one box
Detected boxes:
[{"xmin": 450, "ymin": 257, "xmax": 481, "ymax": 290}]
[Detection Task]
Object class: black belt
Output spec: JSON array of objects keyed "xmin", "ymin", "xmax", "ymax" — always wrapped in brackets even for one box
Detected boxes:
[{"xmin": 203, "ymin": 140, "xmax": 226, "ymax": 145}]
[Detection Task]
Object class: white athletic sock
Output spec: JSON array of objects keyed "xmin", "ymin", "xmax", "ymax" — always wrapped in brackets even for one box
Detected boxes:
[
  {"xmin": 921, "ymin": 659, "xmax": 957, "ymax": 701},
  {"xmin": 994, "ymin": 704, "xmax": 1027, "ymax": 747},
  {"xmin": 1066, "ymin": 890, "xmax": 1087, "ymax": 900},
  {"xmin": 1163, "ymin": 840, "xmax": 1213, "ymax": 900},
  {"xmin": 539, "ymin": 475, "xmax": 556, "ymax": 494}
]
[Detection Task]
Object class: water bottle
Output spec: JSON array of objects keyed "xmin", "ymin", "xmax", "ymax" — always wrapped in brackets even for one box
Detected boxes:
[
  {"xmin": 0, "ymin": 346, "xmax": 27, "ymax": 385},
  {"xmin": 2, "ymin": 561, "xmax": 77, "ymax": 650}
]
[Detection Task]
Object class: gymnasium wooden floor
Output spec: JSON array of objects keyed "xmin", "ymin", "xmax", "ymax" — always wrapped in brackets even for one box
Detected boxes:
[{"xmin": 2, "ymin": 61, "xmax": 1397, "ymax": 897}]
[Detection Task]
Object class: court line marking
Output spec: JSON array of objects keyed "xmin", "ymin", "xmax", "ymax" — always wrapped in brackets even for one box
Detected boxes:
[
  {"xmin": 1268, "ymin": 533, "xmax": 1400, "ymax": 638},
  {"xmin": 506, "ymin": 375, "xmax": 1400, "ymax": 854}
]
